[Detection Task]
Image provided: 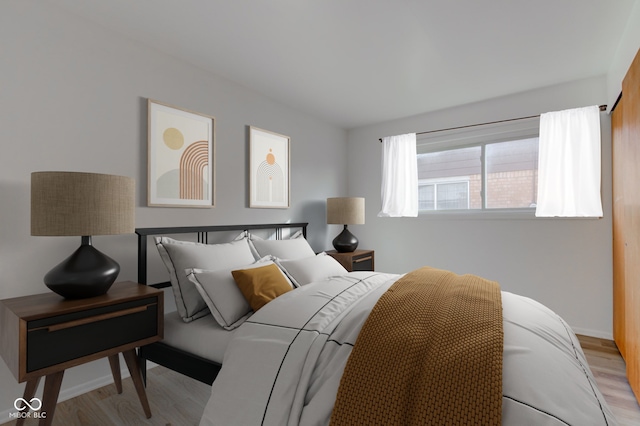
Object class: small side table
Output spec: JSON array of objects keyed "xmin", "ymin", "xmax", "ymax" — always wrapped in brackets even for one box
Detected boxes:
[
  {"xmin": 0, "ymin": 281, "xmax": 163, "ymax": 426},
  {"xmin": 326, "ymin": 249, "xmax": 375, "ymax": 272}
]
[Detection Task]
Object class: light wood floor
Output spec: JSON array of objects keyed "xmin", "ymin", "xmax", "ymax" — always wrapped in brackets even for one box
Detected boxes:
[
  {"xmin": 3, "ymin": 366, "xmax": 211, "ymax": 426},
  {"xmin": 4, "ymin": 336, "xmax": 640, "ymax": 425},
  {"xmin": 577, "ymin": 335, "xmax": 640, "ymax": 426}
]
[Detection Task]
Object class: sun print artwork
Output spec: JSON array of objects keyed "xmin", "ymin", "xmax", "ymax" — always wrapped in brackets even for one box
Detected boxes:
[
  {"xmin": 255, "ymin": 148, "xmax": 285, "ymax": 203},
  {"xmin": 250, "ymin": 127, "xmax": 290, "ymax": 208},
  {"xmin": 148, "ymin": 100, "xmax": 215, "ymax": 207}
]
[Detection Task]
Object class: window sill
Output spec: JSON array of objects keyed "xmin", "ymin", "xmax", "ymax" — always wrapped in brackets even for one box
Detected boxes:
[{"xmin": 417, "ymin": 209, "xmax": 602, "ymax": 220}]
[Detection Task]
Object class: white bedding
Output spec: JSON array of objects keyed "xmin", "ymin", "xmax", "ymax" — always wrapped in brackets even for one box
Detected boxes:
[
  {"xmin": 199, "ymin": 271, "xmax": 617, "ymax": 426},
  {"xmin": 163, "ymin": 311, "xmax": 236, "ymax": 364}
]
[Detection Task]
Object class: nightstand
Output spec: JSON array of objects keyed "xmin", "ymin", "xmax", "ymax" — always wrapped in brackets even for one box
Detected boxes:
[
  {"xmin": 0, "ymin": 281, "xmax": 163, "ymax": 426},
  {"xmin": 326, "ymin": 249, "xmax": 375, "ymax": 272}
]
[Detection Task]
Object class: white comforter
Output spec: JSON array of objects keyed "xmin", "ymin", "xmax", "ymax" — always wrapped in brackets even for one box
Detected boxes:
[{"xmin": 200, "ymin": 272, "xmax": 617, "ymax": 426}]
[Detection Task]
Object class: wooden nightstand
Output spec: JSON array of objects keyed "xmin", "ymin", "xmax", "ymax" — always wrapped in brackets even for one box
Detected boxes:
[
  {"xmin": 0, "ymin": 281, "xmax": 163, "ymax": 426},
  {"xmin": 326, "ymin": 249, "xmax": 375, "ymax": 272}
]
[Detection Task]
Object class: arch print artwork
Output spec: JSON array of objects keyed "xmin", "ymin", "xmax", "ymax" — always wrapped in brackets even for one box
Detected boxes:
[
  {"xmin": 249, "ymin": 126, "xmax": 290, "ymax": 208},
  {"xmin": 148, "ymin": 100, "xmax": 215, "ymax": 207}
]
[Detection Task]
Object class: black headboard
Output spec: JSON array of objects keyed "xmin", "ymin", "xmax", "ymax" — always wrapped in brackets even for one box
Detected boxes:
[{"xmin": 135, "ymin": 223, "xmax": 308, "ymax": 288}]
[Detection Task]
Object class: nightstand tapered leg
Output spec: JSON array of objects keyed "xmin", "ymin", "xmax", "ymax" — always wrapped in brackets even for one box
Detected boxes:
[
  {"xmin": 122, "ymin": 349, "xmax": 152, "ymax": 418},
  {"xmin": 40, "ymin": 370, "xmax": 64, "ymax": 426},
  {"xmin": 108, "ymin": 354, "xmax": 123, "ymax": 394},
  {"xmin": 16, "ymin": 377, "xmax": 41, "ymax": 426}
]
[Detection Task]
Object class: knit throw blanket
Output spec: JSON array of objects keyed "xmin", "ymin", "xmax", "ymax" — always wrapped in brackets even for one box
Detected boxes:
[{"xmin": 330, "ymin": 267, "xmax": 503, "ymax": 426}]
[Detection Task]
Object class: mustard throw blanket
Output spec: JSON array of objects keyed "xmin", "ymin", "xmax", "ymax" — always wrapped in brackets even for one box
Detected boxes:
[{"xmin": 330, "ymin": 267, "xmax": 503, "ymax": 426}]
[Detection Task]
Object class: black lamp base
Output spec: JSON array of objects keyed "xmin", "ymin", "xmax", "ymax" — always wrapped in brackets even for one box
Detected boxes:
[
  {"xmin": 332, "ymin": 225, "xmax": 359, "ymax": 253},
  {"xmin": 44, "ymin": 236, "xmax": 120, "ymax": 299}
]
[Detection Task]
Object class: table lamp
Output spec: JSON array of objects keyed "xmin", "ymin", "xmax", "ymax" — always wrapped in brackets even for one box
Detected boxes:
[
  {"xmin": 327, "ymin": 197, "xmax": 365, "ymax": 252},
  {"xmin": 31, "ymin": 171, "xmax": 135, "ymax": 299}
]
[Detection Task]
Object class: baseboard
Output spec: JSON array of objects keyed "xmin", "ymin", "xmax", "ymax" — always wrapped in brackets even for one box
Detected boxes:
[
  {"xmin": 572, "ymin": 327, "xmax": 613, "ymax": 341},
  {"xmin": 0, "ymin": 362, "xmax": 158, "ymax": 425}
]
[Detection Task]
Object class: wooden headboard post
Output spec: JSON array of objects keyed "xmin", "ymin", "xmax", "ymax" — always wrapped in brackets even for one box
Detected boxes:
[{"xmin": 137, "ymin": 233, "xmax": 148, "ymax": 285}]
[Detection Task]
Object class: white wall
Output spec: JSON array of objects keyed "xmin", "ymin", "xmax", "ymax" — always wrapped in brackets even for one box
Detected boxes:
[
  {"xmin": 607, "ymin": 0, "xmax": 640, "ymax": 109},
  {"xmin": 347, "ymin": 76, "xmax": 613, "ymax": 340},
  {"xmin": 0, "ymin": 0, "xmax": 346, "ymax": 418}
]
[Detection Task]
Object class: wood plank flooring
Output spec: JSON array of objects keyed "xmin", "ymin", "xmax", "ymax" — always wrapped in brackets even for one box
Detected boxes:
[
  {"xmin": 4, "ymin": 335, "xmax": 640, "ymax": 425},
  {"xmin": 2, "ymin": 365, "xmax": 211, "ymax": 426},
  {"xmin": 577, "ymin": 335, "xmax": 640, "ymax": 426}
]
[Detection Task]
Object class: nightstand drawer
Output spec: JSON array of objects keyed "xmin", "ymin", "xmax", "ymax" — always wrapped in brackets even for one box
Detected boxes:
[
  {"xmin": 26, "ymin": 297, "xmax": 158, "ymax": 372},
  {"xmin": 326, "ymin": 249, "xmax": 375, "ymax": 272},
  {"xmin": 352, "ymin": 253, "xmax": 374, "ymax": 271}
]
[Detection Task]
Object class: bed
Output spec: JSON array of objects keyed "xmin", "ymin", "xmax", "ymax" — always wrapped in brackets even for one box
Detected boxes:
[
  {"xmin": 136, "ymin": 223, "xmax": 309, "ymax": 384},
  {"xmin": 136, "ymin": 223, "xmax": 618, "ymax": 426}
]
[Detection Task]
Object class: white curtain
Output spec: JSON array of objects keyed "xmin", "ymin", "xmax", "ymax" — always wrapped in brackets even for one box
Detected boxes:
[
  {"xmin": 536, "ymin": 105, "xmax": 603, "ymax": 217},
  {"xmin": 378, "ymin": 133, "xmax": 418, "ymax": 217}
]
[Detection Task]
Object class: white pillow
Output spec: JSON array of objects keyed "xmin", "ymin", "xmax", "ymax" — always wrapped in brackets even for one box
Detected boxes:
[
  {"xmin": 186, "ymin": 257, "xmax": 295, "ymax": 330},
  {"xmin": 250, "ymin": 236, "xmax": 315, "ymax": 260},
  {"xmin": 276, "ymin": 252, "xmax": 348, "ymax": 286},
  {"xmin": 155, "ymin": 236, "xmax": 256, "ymax": 322}
]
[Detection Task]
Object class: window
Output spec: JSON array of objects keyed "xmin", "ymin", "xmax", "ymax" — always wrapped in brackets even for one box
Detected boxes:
[
  {"xmin": 416, "ymin": 117, "xmax": 539, "ymax": 212},
  {"xmin": 485, "ymin": 138, "xmax": 538, "ymax": 209},
  {"xmin": 418, "ymin": 179, "xmax": 470, "ymax": 211}
]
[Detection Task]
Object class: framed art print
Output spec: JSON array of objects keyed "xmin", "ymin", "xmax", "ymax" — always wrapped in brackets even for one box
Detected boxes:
[
  {"xmin": 249, "ymin": 126, "xmax": 290, "ymax": 208},
  {"xmin": 148, "ymin": 99, "xmax": 215, "ymax": 207}
]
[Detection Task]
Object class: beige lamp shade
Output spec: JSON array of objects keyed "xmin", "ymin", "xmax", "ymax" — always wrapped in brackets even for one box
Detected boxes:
[
  {"xmin": 31, "ymin": 171, "xmax": 135, "ymax": 236},
  {"xmin": 327, "ymin": 197, "xmax": 365, "ymax": 225}
]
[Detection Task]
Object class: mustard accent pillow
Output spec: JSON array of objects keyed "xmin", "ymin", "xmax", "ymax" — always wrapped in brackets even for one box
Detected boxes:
[{"xmin": 232, "ymin": 263, "xmax": 293, "ymax": 311}]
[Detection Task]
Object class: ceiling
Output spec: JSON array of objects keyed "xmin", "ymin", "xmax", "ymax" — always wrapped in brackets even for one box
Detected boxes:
[{"xmin": 51, "ymin": 0, "xmax": 637, "ymax": 129}]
